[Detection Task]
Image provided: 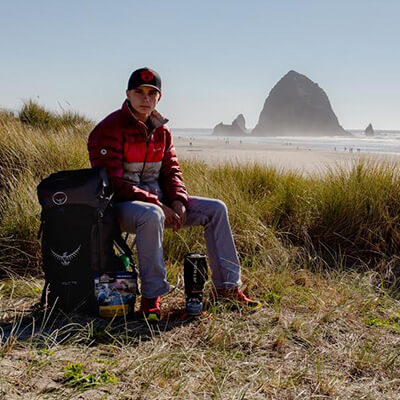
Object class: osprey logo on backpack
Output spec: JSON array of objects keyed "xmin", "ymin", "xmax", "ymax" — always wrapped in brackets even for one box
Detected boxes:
[
  {"xmin": 50, "ymin": 245, "xmax": 81, "ymax": 266},
  {"xmin": 52, "ymin": 191, "xmax": 68, "ymax": 205}
]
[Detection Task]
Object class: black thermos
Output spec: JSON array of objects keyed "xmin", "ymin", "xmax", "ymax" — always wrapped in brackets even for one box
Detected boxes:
[{"xmin": 183, "ymin": 253, "xmax": 208, "ymax": 300}]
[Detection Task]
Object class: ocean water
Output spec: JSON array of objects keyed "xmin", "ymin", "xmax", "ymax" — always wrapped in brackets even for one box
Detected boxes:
[{"xmin": 172, "ymin": 129, "xmax": 400, "ymax": 155}]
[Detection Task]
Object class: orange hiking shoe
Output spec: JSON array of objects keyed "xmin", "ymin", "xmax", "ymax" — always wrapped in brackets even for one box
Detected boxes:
[
  {"xmin": 138, "ymin": 296, "xmax": 161, "ymax": 322},
  {"xmin": 212, "ymin": 287, "xmax": 261, "ymax": 311}
]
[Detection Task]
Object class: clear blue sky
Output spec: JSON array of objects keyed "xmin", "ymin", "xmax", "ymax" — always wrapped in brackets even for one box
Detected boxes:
[{"xmin": 1, "ymin": 0, "xmax": 399, "ymax": 129}]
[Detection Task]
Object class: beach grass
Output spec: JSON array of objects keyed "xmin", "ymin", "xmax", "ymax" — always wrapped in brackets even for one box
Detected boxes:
[{"xmin": 1, "ymin": 102, "xmax": 400, "ymax": 399}]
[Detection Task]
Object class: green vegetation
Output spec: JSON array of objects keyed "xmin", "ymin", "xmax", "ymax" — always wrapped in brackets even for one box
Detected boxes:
[
  {"xmin": 64, "ymin": 363, "xmax": 116, "ymax": 389},
  {"xmin": 2, "ymin": 103, "xmax": 400, "ymax": 286},
  {"xmin": 18, "ymin": 99, "xmax": 92, "ymax": 130},
  {"xmin": 1, "ymin": 102, "xmax": 400, "ymax": 399}
]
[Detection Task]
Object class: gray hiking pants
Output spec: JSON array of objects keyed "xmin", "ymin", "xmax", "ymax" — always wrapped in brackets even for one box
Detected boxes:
[{"xmin": 115, "ymin": 196, "xmax": 242, "ymax": 298}]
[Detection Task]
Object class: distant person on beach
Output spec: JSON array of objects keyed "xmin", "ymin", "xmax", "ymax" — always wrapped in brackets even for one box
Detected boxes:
[{"xmin": 87, "ymin": 67, "xmax": 260, "ymax": 321}]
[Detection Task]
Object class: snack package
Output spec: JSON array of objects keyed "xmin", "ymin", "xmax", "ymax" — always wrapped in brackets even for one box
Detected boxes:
[{"xmin": 95, "ymin": 271, "xmax": 136, "ymax": 318}]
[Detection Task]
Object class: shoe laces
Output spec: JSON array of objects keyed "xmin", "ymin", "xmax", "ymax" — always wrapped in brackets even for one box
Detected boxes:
[
  {"xmin": 216, "ymin": 288, "xmax": 251, "ymax": 303},
  {"xmin": 141, "ymin": 296, "xmax": 161, "ymax": 313},
  {"xmin": 230, "ymin": 288, "xmax": 251, "ymax": 303}
]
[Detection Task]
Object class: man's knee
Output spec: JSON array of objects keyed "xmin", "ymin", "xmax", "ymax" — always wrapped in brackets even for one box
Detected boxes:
[
  {"xmin": 140, "ymin": 204, "xmax": 165, "ymax": 227},
  {"xmin": 212, "ymin": 199, "xmax": 228, "ymax": 215},
  {"xmin": 116, "ymin": 202, "xmax": 165, "ymax": 233}
]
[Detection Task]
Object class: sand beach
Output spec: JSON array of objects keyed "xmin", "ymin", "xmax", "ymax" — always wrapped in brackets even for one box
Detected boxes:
[{"xmin": 174, "ymin": 136, "xmax": 400, "ymax": 175}]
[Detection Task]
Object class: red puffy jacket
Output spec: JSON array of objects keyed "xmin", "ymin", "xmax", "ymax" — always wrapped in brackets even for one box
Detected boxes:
[{"xmin": 88, "ymin": 100, "xmax": 188, "ymax": 206}]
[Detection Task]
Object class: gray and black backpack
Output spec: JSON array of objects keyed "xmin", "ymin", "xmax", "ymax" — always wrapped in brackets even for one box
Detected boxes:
[{"xmin": 37, "ymin": 167, "xmax": 138, "ymax": 315}]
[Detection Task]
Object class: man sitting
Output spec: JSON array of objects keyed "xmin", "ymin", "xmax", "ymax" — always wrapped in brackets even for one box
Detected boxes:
[{"xmin": 88, "ymin": 67, "xmax": 260, "ymax": 322}]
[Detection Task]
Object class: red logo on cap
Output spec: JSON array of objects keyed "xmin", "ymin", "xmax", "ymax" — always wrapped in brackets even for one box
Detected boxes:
[{"xmin": 140, "ymin": 70, "xmax": 154, "ymax": 82}]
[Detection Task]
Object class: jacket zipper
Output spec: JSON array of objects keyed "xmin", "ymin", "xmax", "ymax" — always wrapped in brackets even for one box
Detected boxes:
[
  {"xmin": 125, "ymin": 100, "xmax": 164, "ymax": 181},
  {"xmin": 139, "ymin": 128, "xmax": 155, "ymax": 180}
]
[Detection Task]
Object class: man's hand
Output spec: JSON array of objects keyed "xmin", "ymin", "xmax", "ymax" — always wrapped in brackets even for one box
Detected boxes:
[
  {"xmin": 171, "ymin": 200, "xmax": 187, "ymax": 227},
  {"xmin": 160, "ymin": 204, "xmax": 181, "ymax": 232}
]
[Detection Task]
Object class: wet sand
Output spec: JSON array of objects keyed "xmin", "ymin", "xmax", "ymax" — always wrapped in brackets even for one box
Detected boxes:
[{"xmin": 174, "ymin": 136, "xmax": 400, "ymax": 175}]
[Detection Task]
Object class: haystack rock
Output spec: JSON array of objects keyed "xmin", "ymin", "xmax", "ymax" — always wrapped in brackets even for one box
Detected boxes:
[
  {"xmin": 365, "ymin": 123, "xmax": 375, "ymax": 137},
  {"xmin": 213, "ymin": 113, "xmax": 249, "ymax": 136},
  {"xmin": 252, "ymin": 70, "xmax": 350, "ymax": 136}
]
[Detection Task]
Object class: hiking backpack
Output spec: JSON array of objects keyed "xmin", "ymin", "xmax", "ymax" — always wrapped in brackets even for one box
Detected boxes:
[{"xmin": 37, "ymin": 167, "xmax": 138, "ymax": 314}]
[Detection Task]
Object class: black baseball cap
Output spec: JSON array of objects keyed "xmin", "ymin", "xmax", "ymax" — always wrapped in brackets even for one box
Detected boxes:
[{"xmin": 127, "ymin": 67, "xmax": 162, "ymax": 93}]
